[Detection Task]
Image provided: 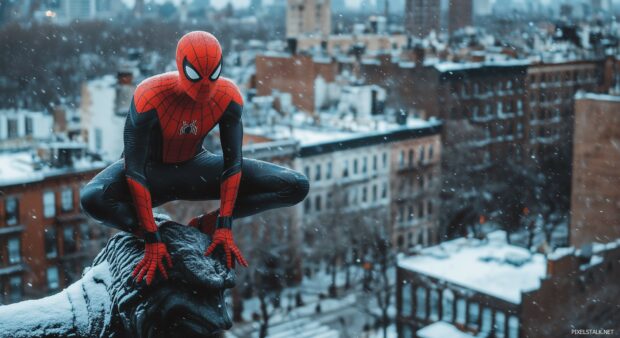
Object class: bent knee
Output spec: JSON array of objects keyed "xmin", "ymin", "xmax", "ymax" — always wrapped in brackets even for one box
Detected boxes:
[
  {"xmin": 80, "ymin": 183, "xmax": 106, "ymax": 219},
  {"xmin": 279, "ymin": 170, "xmax": 310, "ymax": 206}
]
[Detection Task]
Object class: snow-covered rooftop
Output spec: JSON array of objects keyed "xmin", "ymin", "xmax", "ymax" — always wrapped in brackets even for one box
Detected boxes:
[
  {"xmin": 434, "ymin": 59, "xmax": 530, "ymax": 73},
  {"xmin": 574, "ymin": 92, "xmax": 620, "ymax": 102},
  {"xmin": 245, "ymin": 116, "xmax": 439, "ymax": 147},
  {"xmin": 417, "ymin": 321, "xmax": 477, "ymax": 338},
  {"xmin": 0, "ymin": 150, "xmax": 105, "ymax": 187},
  {"xmin": 398, "ymin": 231, "xmax": 547, "ymax": 304}
]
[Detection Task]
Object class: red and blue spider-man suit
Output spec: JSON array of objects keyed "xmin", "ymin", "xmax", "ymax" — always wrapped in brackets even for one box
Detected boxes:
[{"xmin": 80, "ymin": 31, "xmax": 309, "ymax": 285}]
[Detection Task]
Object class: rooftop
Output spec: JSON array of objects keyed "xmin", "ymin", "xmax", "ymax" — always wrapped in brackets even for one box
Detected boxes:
[
  {"xmin": 574, "ymin": 91, "xmax": 620, "ymax": 103},
  {"xmin": 0, "ymin": 150, "xmax": 106, "ymax": 187},
  {"xmin": 417, "ymin": 321, "xmax": 477, "ymax": 338},
  {"xmin": 398, "ymin": 231, "xmax": 547, "ymax": 304},
  {"xmin": 245, "ymin": 114, "xmax": 440, "ymax": 148}
]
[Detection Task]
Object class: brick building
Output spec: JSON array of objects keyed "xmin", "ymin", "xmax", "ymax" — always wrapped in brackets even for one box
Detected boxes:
[
  {"xmin": 405, "ymin": 0, "xmax": 441, "ymax": 38},
  {"xmin": 0, "ymin": 146, "xmax": 108, "ymax": 304},
  {"xmin": 286, "ymin": 0, "xmax": 331, "ymax": 38},
  {"xmin": 255, "ymin": 53, "xmax": 340, "ymax": 113},
  {"xmin": 448, "ymin": 0, "xmax": 473, "ymax": 33},
  {"xmin": 396, "ymin": 231, "xmax": 620, "ymax": 338},
  {"xmin": 525, "ymin": 60, "xmax": 604, "ymax": 166},
  {"xmin": 570, "ymin": 93, "xmax": 620, "ymax": 248}
]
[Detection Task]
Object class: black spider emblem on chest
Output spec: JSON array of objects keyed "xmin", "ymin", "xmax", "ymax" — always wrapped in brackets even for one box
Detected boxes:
[{"xmin": 179, "ymin": 120, "xmax": 198, "ymax": 135}]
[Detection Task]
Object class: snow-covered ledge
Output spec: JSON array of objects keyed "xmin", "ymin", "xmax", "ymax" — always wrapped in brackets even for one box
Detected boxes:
[{"xmin": 0, "ymin": 222, "xmax": 235, "ymax": 338}]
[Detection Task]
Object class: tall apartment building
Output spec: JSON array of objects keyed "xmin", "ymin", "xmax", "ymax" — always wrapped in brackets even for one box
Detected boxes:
[
  {"xmin": 525, "ymin": 60, "xmax": 604, "ymax": 166},
  {"xmin": 396, "ymin": 231, "xmax": 620, "ymax": 338},
  {"xmin": 0, "ymin": 145, "xmax": 108, "ymax": 305},
  {"xmin": 244, "ymin": 116, "xmax": 442, "ymax": 251},
  {"xmin": 570, "ymin": 93, "xmax": 620, "ymax": 248},
  {"xmin": 405, "ymin": 0, "xmax": 441, "ymax": 38},
  {"xmin": 448, "ymin": 0, "xmax": 473, "ymax": 33},
  {"xmin": 286, "ymin": 0, "xmax": 331, "ymax": 38}
]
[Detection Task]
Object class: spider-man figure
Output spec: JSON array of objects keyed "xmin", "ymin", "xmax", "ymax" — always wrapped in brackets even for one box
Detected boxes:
[{"xmin": 81, "ymin": 31, "xmax": 309, "ymax": 285}]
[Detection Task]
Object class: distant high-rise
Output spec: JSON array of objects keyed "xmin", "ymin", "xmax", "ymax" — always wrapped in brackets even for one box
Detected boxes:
[
  {"xmin": 286, "ymin": 0, "xmax": 331, "ymax": 38},
  {"xmin": 448, "ymin": 0, "xmax": 472, "ymax": 33},
  {"xmin": 250, "ymin": 0, "xmax": 262, "ymax": 10},
  {"xmin": 404, "ymin": 0, "xmax": 440, "ymax": 38},
  {"xmin": 133, "ymin": 0, "xmax": 144, "ymax": 18},
  {"xmin": 63, "ymin": 0, "xmax": 96, "ymax": 20}
]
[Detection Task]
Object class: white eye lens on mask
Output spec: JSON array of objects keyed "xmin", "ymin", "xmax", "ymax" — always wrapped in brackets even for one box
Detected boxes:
[
  {"xmin": 185, "ymin": 64, "xmax": 200, "ymax": 81},
  {"xmin": 210, "ymin": 62, "xmax": 221, "ymax": 81}
]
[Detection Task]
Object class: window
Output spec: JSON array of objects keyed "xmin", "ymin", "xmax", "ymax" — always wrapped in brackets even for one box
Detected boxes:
[
  {"xmin": 314, "ymin": 195, "xmax": 321, "ymax": 212},
  {"xmin": 315, "ymin": 164, "xmax": 321, "ymax": 181},
  {"xmin": 326, "ymin": 162, "xmax": 332, "ymax": 180},
  {"xmin": 343, "ymin": 160, "xmax": 349, "ymax": 177},
  {"xmin": 362, "ymin": 187, "xmax": 367, "ymax": 203},
  {"xmin": 456, "ymin": 298, "xmax": 466, "ymax": 324},
  {"xmin": 362, "ymin": 157, "xmax": 367, "ymax": 174},
  {"xmin": 45, "ymin": 227, "xmax": 57, "ymax": 258},
  {"xmin": 25, "ymin": 116, "xmax": 33, "ymax": 135},
  {"xmin": 372, "ymin": 185, "xmax": 377, "ymax": 202},
  {"xmin": 429, "ymin": 289, "xmax": 439, "ymax": 320},
  {"xmin": 61, "ymin": 187, "xmax": 73, "ymax": 212},
  {"xmin": 304, "ymin": 166, "xmax": 310, "ymax": 180},
  {"xmin": 415, "ymin": 286, "xmax": 427, "ymax": 319},
  {"xmin": 7, "ymin": 118, "xmax": 18, "ymax": 138},
  {"xmin": 94, "ymin": 128, "xmax": 103, "ymax": 151},
  {"xmin": 442, "ymin": 289, "xmax": 454, "ymax": 321},
  {"xmin": 402, "ymin": 326, "xmax": 413, "ymax": 338},
  {"xmin": 80, "ymin": 224, "xmax": 90, "ymax": 241},
  {"xmin": 304, "ymin": 198, "xmax": 311, "ymax": 213},
  {"xmin": 427, "ymin": 201, "xmax": 433, "ymax": 215},
  {"xmin": 353, "ymin": 159, "xmax": 358, "ymax": 174},
  {"xmin": 428, "ymin": 145, "xmax": 434, "ymax": 160},
  {"xmin": 495, "ymin": 311, "xmax": 506, "ymax": 337},
  {"xmin": 508, "ymin": 315, "xmax": 519, "ymax": 338},
  {"xmin": 419, "ymin": 146, "xmax": 425, "ymax": 164},
  {"xmin": 47, "ymin": 266, "xmax": 59, "ymax": 290},
  {"xmin": 402, "ymin": 284, "xmax": 412, "ymax": 316},
  {"xmin": 419, "ymin": 202, "xmax": 425, "ymax": 218},
  {"xmin": 43, "ymin": 191, "xmax": 55, "ymax": 218},
  {"xmin": 382, "ymin": 152, "xmax": 387, "ymax": 168},
  {"xmin": 5, "ymin": 197, "xmax": 18, "ymax": 225},
  {"xmin": 399, "ymin": 150, "xmax": 405, "ymax": 168},
  {"xmin": 408, "ymin": 149, "xmax": 414, "ymax": 167},
  {"xmin": 326, "ymin": 192, "xmax": 333, "ymax": 209},
  {"xmin": 381, "ymin": 182, "xmax": 387, "ymax": 199},
  {"xmin": 8, "ymin": 237, "xmax": 20, "ymax": 264},
  {"xmin": 63, "ymin": 227, "xmax": 77, "ymax": 253},
  {"xmin": 468, "ymin": 302, "xmax": 480, "ymax": 328},
  {"xmin": 9, "ymin": 276, "xmax": 21, "ymax": 303},
  {"xmin": 481, "ymin": 307, "xmax": 493, "ymax": 333},
  {"xmin": 408, "ymin": 205, "xmax": 414, "ymax": 222},
  {"xmin": 372, "ymin": 155, "xmax": 377, "ymax": 171}
]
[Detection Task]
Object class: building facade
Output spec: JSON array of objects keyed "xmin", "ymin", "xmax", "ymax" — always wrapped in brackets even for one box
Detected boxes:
[
  {"xmin": 0, "ymin": 148, "xmax": 108, "ymax": 305},
  {"xmin": 405, "ymin": 0, "xmax": 441, "ymax": 38},
  {"xmin": 396, "ymin": 231, "xmax": 620, "ymax": 338},
  {"xmin": 570, "ymin": 93, "xmax": 620, "ymax": 248},
  {"xmin": 286, "ymin": 0, "xmax": 331, "ymax": 38}
]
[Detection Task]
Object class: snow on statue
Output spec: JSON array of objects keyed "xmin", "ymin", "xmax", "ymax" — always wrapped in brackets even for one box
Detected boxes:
[{"xmin": 0, "ymin": 221, "xmax": 234, "ymax": 338}]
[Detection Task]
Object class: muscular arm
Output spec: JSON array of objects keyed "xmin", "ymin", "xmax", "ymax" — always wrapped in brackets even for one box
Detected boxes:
[
  {"xmin": 217, "ymin": 101, "xmax": 243, "ymax": 225},
  {"xmin": 123, "ymin": 99, "xmax": 159, "ymax": 237}
]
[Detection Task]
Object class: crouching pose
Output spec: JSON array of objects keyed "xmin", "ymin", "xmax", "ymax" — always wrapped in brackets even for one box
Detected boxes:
[{"xmin": 81, "ymin": 31, "xmax": 309, "ymax": 285}]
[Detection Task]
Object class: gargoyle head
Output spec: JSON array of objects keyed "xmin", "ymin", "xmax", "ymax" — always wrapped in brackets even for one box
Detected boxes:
[{"xmin": 95, "ymin": 222, "xmax": 235, "ymax": 338}]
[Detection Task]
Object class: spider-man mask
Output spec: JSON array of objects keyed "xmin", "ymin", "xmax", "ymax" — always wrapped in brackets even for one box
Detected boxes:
[{"xmin": 176, "ymin": 31, "xmax": 223, "ymax": 102}]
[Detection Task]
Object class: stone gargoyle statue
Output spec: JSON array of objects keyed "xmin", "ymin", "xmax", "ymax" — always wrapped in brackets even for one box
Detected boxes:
[{"xmin": 0, "ymin": 221, "xmax": 235, "ymax": 338}]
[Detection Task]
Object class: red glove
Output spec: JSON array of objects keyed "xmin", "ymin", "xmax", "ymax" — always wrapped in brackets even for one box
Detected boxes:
[
  {"xmin": 132, "ymin": 231, "xmax": 172, "ymax": 285},
  {"xmin": 205, "ymin": 217, "xmax": 248, "ymax": 269}
]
